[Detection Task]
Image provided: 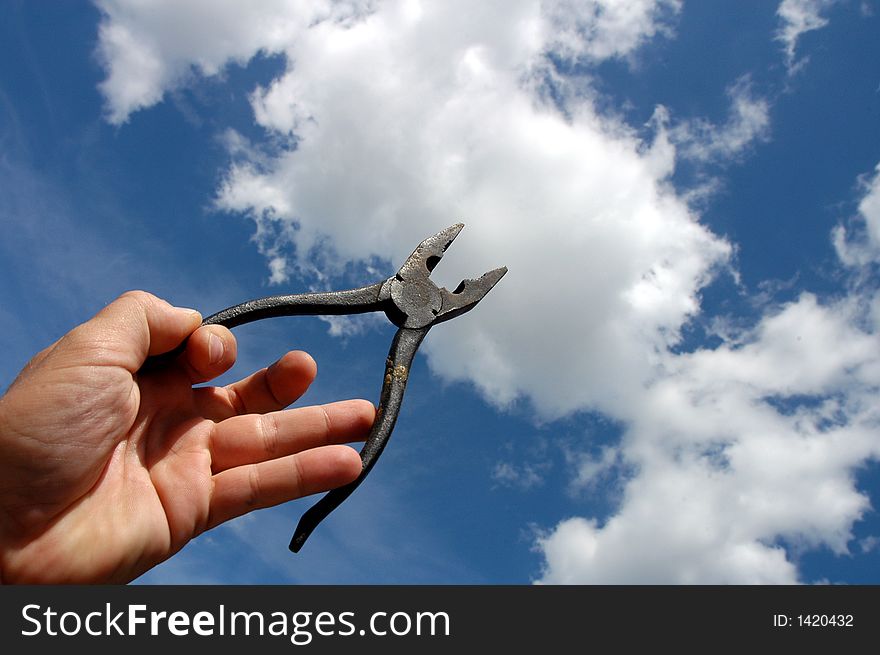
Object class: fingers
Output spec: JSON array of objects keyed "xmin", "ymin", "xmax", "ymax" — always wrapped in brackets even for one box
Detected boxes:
[
  {"xmin": 210, "ymin": 399, "xmax": 375, "ymax": 473},
  {"xmin": 207, "ymin": 445, "xmax": 362, "ymax": 529},
  {"xmin": 224, "ymin": 351, "xmax": 317, "ymax": 415},
  {"xmin": 205, "ymin": 390, "xmax": 375, "ymax": 531},
  {"xmin": 182, "ymin": 324, "xmax": 237, "ymax": 384},
  {"xmin": 193, "ymin": 350, "xmax": 319, "ymax": 421},
  {"xmin": 69, "ymin": 290, "xmax": 202, "ymax": 372}
]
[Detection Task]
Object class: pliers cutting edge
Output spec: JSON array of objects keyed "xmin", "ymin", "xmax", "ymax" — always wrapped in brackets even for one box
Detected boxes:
[{"xmin": 200, "ymin": 223, "xmax": 506, "ymax": 552}]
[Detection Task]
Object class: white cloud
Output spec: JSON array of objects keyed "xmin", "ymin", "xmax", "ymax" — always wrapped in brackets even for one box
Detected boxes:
[
  {"xmin": 95, "ymin": 0, "xmax": 377, "ymax": 124},
  {"xmin": 776, "ymin": 0, "xmax": 838, "ymax": 72},
  {"xmin": 492, "ymin": 461, "xmax": 546, "ymax": 490},
  {"xmin": 834, "ymin": 163, "xmax": 880, "ymax": 267},
  {"xmin": 95, "ymin": 1, "xmax": 880, "ymax": 584},
  {"xmin": 668, "ymin": 76, "xmax": 771, "ymax": 164},
  {"xmin": 568, "ymin": 445, "xmax": 620, "ymax": 491},
  {"xmin": 541, "ymin": 0, "xmax": 681, "ymax": 63},
  {"xmin": 540, "ymin": 292, "xmax": 880, "ymax": 583},
  {"xmin": 538, "ymin": 161, "xmax": 880, "ymax": 582},
  {"xmin": 96, "ymin": 0, "xmax": 682, "ymax": 125}
]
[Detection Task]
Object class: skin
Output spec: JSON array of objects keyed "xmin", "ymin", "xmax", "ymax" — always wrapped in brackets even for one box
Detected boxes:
[{"xmin": 0, "ymin": 291, "xmax": 375, "ymax": 583}]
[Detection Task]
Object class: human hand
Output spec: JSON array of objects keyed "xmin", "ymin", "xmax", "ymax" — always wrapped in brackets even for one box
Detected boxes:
[{"xmin": 0, "ymin": 291, "xmax": 374, "ymax": 583}]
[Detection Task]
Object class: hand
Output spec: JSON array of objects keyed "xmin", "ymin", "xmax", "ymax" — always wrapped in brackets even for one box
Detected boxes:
[{"xmin": 0, "ymin": 291, "xmax": 374, "ymax": 583}]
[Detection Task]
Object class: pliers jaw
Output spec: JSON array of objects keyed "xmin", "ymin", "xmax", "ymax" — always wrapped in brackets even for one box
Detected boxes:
[
  {"xmin": 379, "ymin": 223, "xmax": 507, "ymax": 329},
  {"xmin": 435, "ymin": 265, "xmax": 508, "ymax": 325}
]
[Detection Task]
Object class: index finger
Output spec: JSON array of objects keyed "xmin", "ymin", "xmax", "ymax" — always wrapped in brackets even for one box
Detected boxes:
[{"xmin": 225, "ymin": 350, "xmax": 318, "ymax": 415}]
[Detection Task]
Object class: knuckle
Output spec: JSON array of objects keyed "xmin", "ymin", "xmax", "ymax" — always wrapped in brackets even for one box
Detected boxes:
[
  {"xmin": 291, "ymin": 453, "xmax": 306, "ymax": 496},
  {"xmin": 259, "ymin": 413, "xmax": 281, "ymax": 456},
  {"xmin": 118, "ymin": 289, "xmax": 155, "ymax": 307},
  {"xmin": 246, "ymin": 465, "xmax": 262, "ymax": 507},
  {"xmin": 319, "ymin": 405, "xmax": 334, "ymax": 441}
]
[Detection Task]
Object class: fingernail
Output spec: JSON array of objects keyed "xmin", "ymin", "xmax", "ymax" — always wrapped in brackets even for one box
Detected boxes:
[
  {"xmin": 208, "ymin": 332, "xmax": 224, "ymax": 364},
  {"xmin": 177, "ymin": 306, "xmax": 202, "ymax": 322}
]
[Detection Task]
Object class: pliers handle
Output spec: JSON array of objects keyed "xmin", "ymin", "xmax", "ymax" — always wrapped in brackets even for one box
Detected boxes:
[
  {"xmin": 201, "ymin": 282, "xmax": 386, "ymax": 328},
  {"xmin": 189, "ymin": 224, "xmax": 505, "ymax": 551}
]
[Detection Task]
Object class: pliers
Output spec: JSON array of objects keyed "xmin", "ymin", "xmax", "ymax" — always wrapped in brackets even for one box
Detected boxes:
[{"xmin": 200, "ymin": 224, "xmax": 506, "ymax": 552}]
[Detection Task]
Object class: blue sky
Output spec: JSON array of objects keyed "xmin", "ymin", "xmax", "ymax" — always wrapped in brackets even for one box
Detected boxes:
[{"xmin": 1, "ymin": 0, "xmax": 879, "ymax": 584}]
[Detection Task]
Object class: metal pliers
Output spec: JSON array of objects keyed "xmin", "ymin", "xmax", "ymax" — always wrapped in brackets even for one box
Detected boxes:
[{"xmin": 200, "ymin": 224, "xmax": 506, "ymax": 552}]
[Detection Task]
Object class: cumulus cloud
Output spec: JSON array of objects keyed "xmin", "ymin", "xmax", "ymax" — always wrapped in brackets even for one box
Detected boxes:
[
  {"xmin": 95, "ymin": 0, "xmax": 376, "ymax": 124},
  {"xmin": 775, "ymin": 0, "xmax": 838, "ymax": 72},
  {"xmin": 538, "ymin": 161, "xmax": 880, "ymax": 582},
  {"xmin": 95, "ymin": 1, "xmax": 880, "ymax": 584},
  {"xmin": 96, "ymin": 0, "xmax": 683, "ymax": 125},
  {"xmin": 539, "ymin": 291, "xmax": 880, "ymax": 583}
]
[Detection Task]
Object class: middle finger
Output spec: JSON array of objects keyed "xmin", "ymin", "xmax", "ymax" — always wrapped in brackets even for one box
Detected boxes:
[{"xmin": 209, "ymin": 399, "xmax": 375, "ymax": 473}]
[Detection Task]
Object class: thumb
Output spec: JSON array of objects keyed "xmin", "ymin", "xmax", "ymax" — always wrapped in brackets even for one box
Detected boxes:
[{"xmin": 69, "ymin": 290, "xmax": 202, "ymax": 373}]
